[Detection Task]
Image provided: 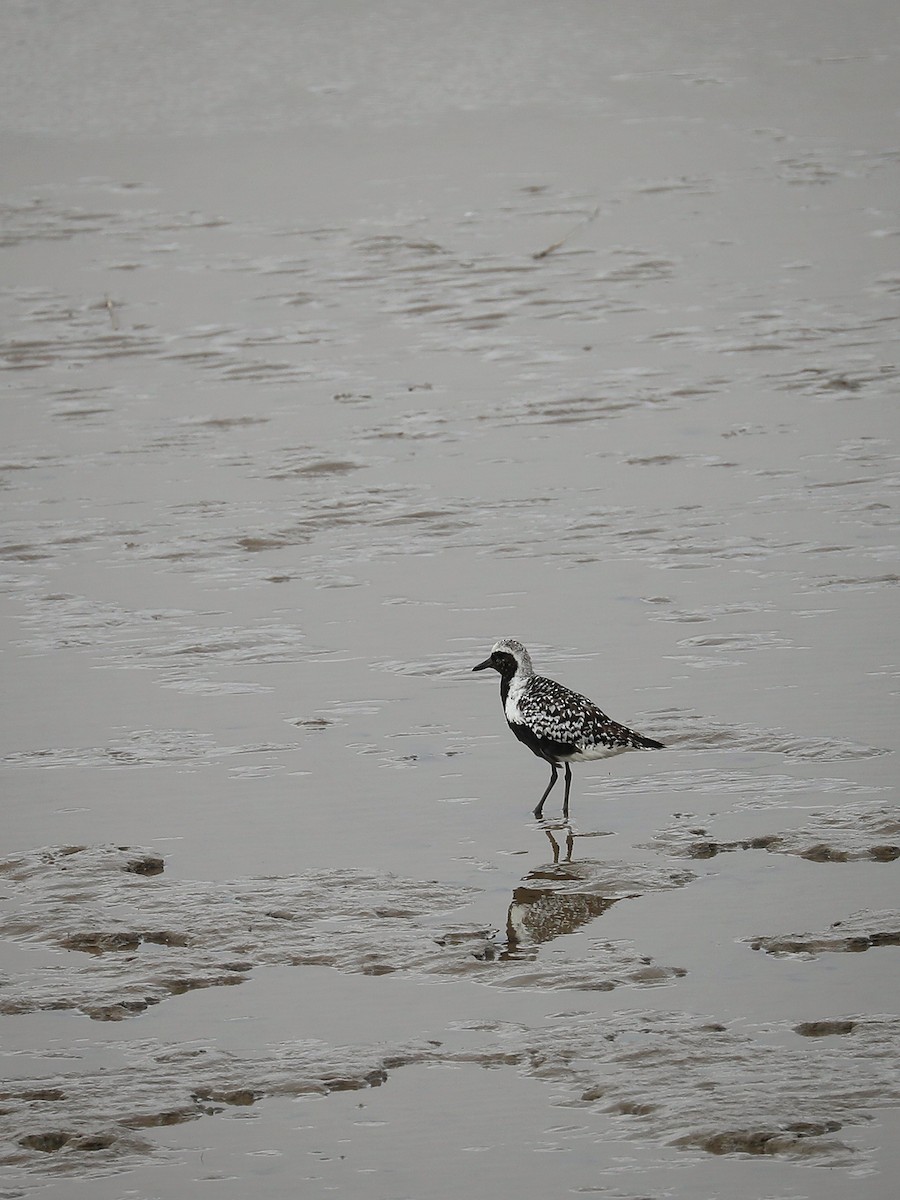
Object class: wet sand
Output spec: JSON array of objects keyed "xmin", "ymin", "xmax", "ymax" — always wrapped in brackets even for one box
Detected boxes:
[{"xmin": 1, "ymin": 2, "xmax": 899, "ymax": 1197}]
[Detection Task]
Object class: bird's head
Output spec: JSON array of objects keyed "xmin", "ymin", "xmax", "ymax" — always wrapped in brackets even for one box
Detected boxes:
[{"xmin": 472, "ymin": 638, "xmax": 534, "ymax": 679}]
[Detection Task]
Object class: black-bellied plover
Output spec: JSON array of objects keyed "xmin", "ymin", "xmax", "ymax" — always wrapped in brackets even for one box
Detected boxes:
[{"xmin": 472, "ymin": 638, "xmax": 663, "ymax": 819}]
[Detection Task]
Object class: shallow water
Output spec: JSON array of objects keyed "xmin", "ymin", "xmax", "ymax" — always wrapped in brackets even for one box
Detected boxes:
[{"xmin": 2, "ymin": 2, "xmax": 899, "ymax": 1197}]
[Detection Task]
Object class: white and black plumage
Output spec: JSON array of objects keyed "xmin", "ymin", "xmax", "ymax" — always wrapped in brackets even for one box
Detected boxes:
[{"xmin": 472, "ymin": 638, "xmax": 663, "ymax": 820}]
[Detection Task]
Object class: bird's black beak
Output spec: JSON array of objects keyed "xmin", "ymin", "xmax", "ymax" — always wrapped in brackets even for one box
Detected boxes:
[{"xmin": 472, "ymin": 656, "xmax": 494, "ymax": 672}]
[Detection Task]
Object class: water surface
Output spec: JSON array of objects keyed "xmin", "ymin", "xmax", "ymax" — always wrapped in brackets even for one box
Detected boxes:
[{"xmin": 1, "ymin": 3, "xmax": 898, "ymax": 1197}]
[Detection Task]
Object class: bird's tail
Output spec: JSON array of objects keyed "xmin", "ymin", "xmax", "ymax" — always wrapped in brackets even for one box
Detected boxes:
[{"xmin": 636, "ymin": 733, "xmax": 664, "ymax": 750}]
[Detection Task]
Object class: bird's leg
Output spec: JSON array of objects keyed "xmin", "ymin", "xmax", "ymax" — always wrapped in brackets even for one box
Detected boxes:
[
  {"xmin": 533, "ymin": 763, "xmax": 559, "ymax": 819},
  {"xmin": 562, "ymin": 762, "xmax": 572, "ymax": 820}
]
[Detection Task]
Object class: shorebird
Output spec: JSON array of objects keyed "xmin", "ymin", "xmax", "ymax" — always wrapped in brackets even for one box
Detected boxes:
[{"xmin": 472, "ymin": 638, "xmax": 663, "ymax": 819}]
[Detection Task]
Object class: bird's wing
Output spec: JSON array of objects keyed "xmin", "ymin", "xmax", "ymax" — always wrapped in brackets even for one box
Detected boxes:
[{"xmin": 520, "ymin": 676, "xmax": 611, "ymax": 744}]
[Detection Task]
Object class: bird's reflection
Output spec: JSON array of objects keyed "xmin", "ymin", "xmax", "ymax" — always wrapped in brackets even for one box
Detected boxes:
[
  {"xmin": 543, "ymin": 823, "xmax": 574, "ymax": 864},
  {"xmin": 495, "ymin": 821, "xmax": 621, "ymax": 958}
]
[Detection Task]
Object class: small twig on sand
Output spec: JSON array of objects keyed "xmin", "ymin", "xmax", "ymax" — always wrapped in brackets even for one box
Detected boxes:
[{"xmin": 532, "ymin": 204, "xmax": 602, "ymax": 260}]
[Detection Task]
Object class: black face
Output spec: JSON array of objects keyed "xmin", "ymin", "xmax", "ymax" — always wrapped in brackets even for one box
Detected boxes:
[{"xmin": 472, "ymin": 650, "xmax": 517, "ymax": 678}]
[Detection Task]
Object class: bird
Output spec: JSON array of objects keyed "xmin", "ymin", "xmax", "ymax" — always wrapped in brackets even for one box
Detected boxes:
[{"xmin": 472, "ymin": 638, "xmax": 663, "ymax": 820}]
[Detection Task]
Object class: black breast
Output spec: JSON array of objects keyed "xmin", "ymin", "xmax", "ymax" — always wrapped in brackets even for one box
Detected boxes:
[{"xmin": 507, "ymin": 720, "xmax": 576, "ymax": 764}]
